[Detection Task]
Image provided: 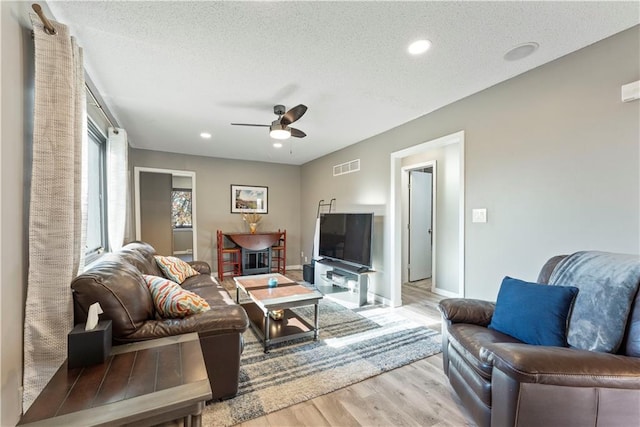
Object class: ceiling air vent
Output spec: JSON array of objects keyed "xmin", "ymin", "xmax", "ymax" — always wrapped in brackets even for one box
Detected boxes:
[{"xmin": 333, "ymin": 159, "xmax": 361, "ymax": 176}]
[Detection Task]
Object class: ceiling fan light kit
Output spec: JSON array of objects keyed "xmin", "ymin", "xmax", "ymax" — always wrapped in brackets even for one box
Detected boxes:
[
  {"xmin": 269, "ymin": 122, "xmax": 291, "ymax": 140},
  {"xmin": 232, "ymin": 104, "xmax": 308, "ymax": 140}
]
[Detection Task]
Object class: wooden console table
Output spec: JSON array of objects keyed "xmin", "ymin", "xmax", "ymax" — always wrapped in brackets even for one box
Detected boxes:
[
  {"xmin": 220, "ymin": 231, "xmax": 286, "ymax": 276},
  {"xmin": 226, "ymin": 232, "xmax": 282, "ymax": 250},
  {"xmin": 19, "ymin": 333, "xmax": 211, "ymax": 427}
]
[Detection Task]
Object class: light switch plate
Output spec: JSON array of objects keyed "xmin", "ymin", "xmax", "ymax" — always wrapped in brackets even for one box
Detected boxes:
[{"xmin": 472, "ymin": 208, "xmax": 487, "ymax": 223}]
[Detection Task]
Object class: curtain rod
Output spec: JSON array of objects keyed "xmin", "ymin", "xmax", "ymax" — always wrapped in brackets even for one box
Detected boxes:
[
  {"xmin": 86, "ymin": 85, "xmax": 118, "ymax": 133},
  {"xmin": 31, "ymin": 3, "xmax": 119, "ymax": 133},
  {"xmin": 32, "ymin": 4, "xmax": 56, "ymax": 35}
]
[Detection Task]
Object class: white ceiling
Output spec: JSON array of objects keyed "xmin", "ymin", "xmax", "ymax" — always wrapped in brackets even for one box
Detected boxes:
[{"xmin": 47, "ymin": 1, "xmax": 639, "ymax": 165}]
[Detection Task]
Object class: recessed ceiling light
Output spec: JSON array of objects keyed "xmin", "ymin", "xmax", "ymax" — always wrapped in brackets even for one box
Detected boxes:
[
  {"xmin": 200, "ymin": 132, "xmax": 211, "ymax": 139},
  {"xmin": 273, "ymin": 142, "xmax": 283, "ymax": 148},
  {"xmin": 408, "ymin": 39, "xmax": 432, "ymax": 55},
  {"xmin": 504, "ymin": 42, "xmax": 539, "ymax": 61}
]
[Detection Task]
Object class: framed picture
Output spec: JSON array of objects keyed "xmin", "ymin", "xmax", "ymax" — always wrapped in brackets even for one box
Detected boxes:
[{"xmin": 231, "ymin": 185, "xmax": 268, "ymax": 214}]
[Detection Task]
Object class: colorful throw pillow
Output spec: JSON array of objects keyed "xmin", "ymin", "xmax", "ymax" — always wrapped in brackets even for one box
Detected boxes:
[
  {"xmin": 142, "ymin": 275, "xmax": 210, "ymax": 318},
  {"xmin": 154, "ymin": 255, "xmax": 200, "ymax": 284},
  {"xmin": 488, "ymin": 276, "xmax": 579, "ymax": 347}
]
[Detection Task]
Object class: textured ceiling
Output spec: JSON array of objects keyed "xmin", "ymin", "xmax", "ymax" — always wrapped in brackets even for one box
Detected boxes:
[{"xmin": 47, "ymin": 1, "xmax": 639, "ymax": 165}]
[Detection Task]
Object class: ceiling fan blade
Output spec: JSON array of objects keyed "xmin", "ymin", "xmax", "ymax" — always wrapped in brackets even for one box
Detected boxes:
[
  {"xmin": 230, "ymin": 123, "xmax": 270, "ymax": 127},
  {"xmin": 290, "ymin": 128, "xmax": 306, "ymax": 138},
  {"xmin": 280, "ymin": 104, "xmax": 307, "ymax": 126}
]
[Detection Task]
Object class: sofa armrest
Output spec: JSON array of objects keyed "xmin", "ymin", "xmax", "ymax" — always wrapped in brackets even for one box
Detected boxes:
[
  {"xmin": 438, "ymin": 298, "xmax": 495, "ymax": 327},
  {"xmin": 189, "ymin": 261, "xmax": 211, "ymax": 275},
  {"xmin": 119, "ymin": 304, "xmax": 249, "ymax": 343},
  {"xmin": 481, "ymin": 343, "xmax": 640, "ymax": 389}
]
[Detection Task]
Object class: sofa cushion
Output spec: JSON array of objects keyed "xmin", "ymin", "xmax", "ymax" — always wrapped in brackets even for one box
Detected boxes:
[
  {"xmin": 549, "ymin": 251, "xmax": 640, "ymax": 353},
  {"xmin": 122, "ymin": 241, "xmax": 164, "ymax": 276},
  {"xmin": 189, "ymin": 284, "xmax": 237, "ymax": 307},
  {"xmin": 143, "ymin": 275, "xmax": 210, "ymax": 318},
  {"xmin": 154, "ymin": 255, "xmax": 200, "ymax": 283},
  {"xmin": 71, "ymin": 257, "xmax": 155, "ymax": 338},
  {"xmin": 118, "ymin": 248, "xmax": 159, "ymax": 275},
  {"xmin": 489, "ymin": 277, "xmax": 578, "ymax": 347}
]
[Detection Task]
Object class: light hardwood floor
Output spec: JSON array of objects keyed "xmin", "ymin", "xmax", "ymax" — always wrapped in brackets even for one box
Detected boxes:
[{"xmin": 232, "ymin": 273, "xmax": 476, "ymax": 427}]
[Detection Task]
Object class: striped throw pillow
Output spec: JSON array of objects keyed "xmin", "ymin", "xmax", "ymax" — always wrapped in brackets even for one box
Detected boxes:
[
  {"xmin": 142, "ymin": 275, "xmax": 210, "ymax": 318},
  {"xmin": 154, "ymin": 255, "xmax": 200, "ymax": 284}
]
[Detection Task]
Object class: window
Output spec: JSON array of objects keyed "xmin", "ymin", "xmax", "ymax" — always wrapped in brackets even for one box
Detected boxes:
[
  {"xmin": 171, "ymin": 189, "xmax": 192, "ymax": 228},
  {"xmin": 85, "ymin": 120, "xmax": 107, "ymax": 262}
]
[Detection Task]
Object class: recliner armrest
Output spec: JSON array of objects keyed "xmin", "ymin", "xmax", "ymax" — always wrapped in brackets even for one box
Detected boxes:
[
  {"xmin": 438, "ymin": 298, "xmax": 495, "ymax": 326},
  {"xmin": 481, "ymin": 343, "xmax": 640, "ymax": 389}
]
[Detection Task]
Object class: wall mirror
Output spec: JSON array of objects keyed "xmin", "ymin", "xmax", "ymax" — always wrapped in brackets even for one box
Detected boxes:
[{"xmin": 134, "ymin": 167, "xmax": 197, "ymax": 260}]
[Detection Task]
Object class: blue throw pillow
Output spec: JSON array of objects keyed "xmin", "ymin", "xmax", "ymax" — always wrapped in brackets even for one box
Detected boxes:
[{"xmin": 488, "ymin": 277, "xmax": 579, "ymax": 346}]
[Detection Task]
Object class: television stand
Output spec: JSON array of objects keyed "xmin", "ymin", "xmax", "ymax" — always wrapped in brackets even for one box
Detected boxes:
[{"xmin": 314, "ymin": 258, "xmax": 371, "ymax": 308}]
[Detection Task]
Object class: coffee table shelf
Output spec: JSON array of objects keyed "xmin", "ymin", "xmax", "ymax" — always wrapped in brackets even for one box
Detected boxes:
[
  {"xmin": 235, "ymin": 273, "xmax": 323, "ymax": 352},
  {"xmin": 241, "ymin": 302, "xmax": 316, "ymax": 347}
]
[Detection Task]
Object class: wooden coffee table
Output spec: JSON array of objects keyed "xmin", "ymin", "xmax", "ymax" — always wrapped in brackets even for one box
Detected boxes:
[
  {"xmin": 235, "ymin": 273, "xmax": 323, "ymax": 352},
  {"xmin": 19, "ymin": 333, "xmax": 211, "ymax": 427}
]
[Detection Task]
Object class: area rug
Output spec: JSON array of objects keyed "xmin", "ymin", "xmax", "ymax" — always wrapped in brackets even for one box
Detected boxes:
[{"xmin": 202, "ymin": 299, "xmax": 442, "ymax": 426}]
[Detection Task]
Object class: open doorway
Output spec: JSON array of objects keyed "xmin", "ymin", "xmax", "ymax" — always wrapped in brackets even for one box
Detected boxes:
[{"xmin": 389, "ymin": 131, "xmax": 465, "ymax": 307}]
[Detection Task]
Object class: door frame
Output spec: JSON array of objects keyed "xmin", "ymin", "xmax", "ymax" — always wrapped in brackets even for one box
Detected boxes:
[
  {"xmin": 134, "ymin": 167, "xmax": 198, "ymax": 260},
  {"xmin": 404, "ymin": 162, "xmax": 436, "ymax": 285},
  {"xmin": 389, "ymin": 130, "xmax": 465, "ymax": 307}
]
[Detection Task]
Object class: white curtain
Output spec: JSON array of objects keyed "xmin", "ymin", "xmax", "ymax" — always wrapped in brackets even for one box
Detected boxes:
[
  {"xmin": 107, "ymin": 127, "xmax": 128, "ymax": 251},
  {"xmin": 23, "ymin": 14, "xmax": 87, "ymax": 410}
]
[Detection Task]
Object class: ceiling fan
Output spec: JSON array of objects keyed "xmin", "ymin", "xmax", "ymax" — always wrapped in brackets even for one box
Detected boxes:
[{"xmin": 231, "ymin": 104, "xmax": 307, "ymax": 140}]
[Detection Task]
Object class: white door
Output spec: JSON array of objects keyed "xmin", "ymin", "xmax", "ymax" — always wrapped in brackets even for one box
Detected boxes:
[{"xmin": 408, "ymin": 170, "xmax": 433, "ymax": 281}]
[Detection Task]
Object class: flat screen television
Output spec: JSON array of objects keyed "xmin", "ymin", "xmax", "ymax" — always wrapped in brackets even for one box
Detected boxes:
[{"xmin": 318, "ymin": 213, "xmax": 373, "ymax": 269}]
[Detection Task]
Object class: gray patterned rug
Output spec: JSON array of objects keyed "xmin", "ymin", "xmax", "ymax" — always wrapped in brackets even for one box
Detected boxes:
[{"xmin": 202, "ymin": 299, "xmax": 442, "ymax": 426}]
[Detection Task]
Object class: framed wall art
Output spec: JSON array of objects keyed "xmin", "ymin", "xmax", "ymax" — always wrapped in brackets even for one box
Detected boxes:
[{"xmin": 230, "ymin": 185, "xmax": 268, "ymax": 214}]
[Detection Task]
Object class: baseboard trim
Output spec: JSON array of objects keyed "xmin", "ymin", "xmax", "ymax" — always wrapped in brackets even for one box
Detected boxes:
[
  {"xmin": 431, "ymin": 287, "xmax": 460, "ymax": 298},
  {"xmin": 369, "ymin": 292, "xmax": 392, "ymax": 307}
]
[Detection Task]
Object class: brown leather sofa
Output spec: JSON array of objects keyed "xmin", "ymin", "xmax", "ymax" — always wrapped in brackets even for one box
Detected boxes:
[
  {"xmin": 439, "ymin": 254, "xmax": 640, "ymax": 427},
  {"xmin": 71, "ymin": 241, "xmax": 250, "ymax": 400}
]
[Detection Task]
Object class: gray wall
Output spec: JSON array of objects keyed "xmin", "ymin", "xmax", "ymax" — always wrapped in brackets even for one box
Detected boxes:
[
  {"xmin": 300, "ymin": 148, "xmax": 388, "ymax": 298},
  {"xmin": 1, "ymin": 2, "xmax": 32, "ymax": 424},
  {"xmin": 301, "ymin": 25, "xmax": 640, "ymax": 301},
  {"xmin": 129, "ymin": 149, "xmax": 302, "ymax": 271}
]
